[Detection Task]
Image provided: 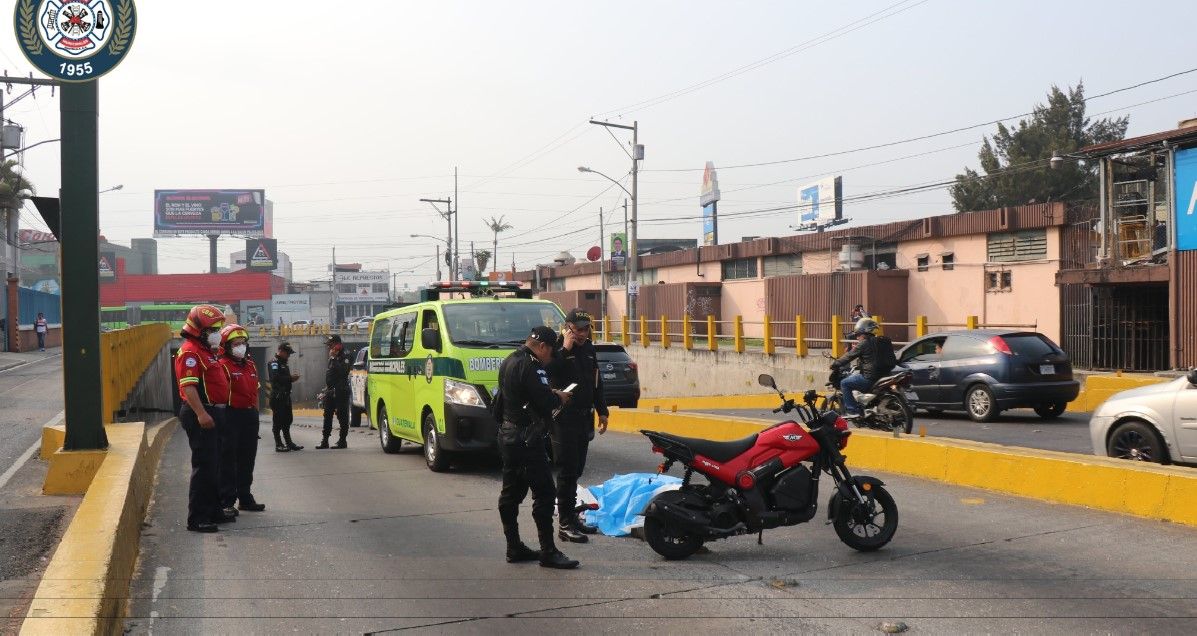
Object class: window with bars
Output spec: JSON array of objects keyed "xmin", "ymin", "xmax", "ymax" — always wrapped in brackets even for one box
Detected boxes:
[
  {"xmin": 986, "ymin": 270, "xmax": 1012, "ymax": 292},
  {"xmin": 721, "ymin": 258, "xmax": 758, "ymax": 280},
  {"xmin": 987, "ymin": 229, "xmax": 1047, "ymax": 262},
  {"xmin": 941, "ymin": 252, "xmax": 955, "ymax": 271},
  {"xmin": 762, "ymin": 254, "xmax": 803, "ymax": 277},
  {"xmin": 916, "ymin": 254, "xmax": 929, "ymax": 272}
]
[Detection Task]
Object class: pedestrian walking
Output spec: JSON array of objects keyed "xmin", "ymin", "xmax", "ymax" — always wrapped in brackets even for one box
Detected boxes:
[
  {"xmin": 495, "ymin": 325, "xmax": 578, "ymax": 569},
  {"xmin": 218, "ymin": 324, "xmax": 266, "ymax": 514},
  {"xmin": 34, "ymin": 313, "xmax": 48, "ymax": 351},
  {"xmin": 269, "ymin": 342, "xmax": 302, "ymax": 452},
  {"xmin": 547, "ymin": 309, "xmax": 608, "ymax": 543},
  {"xmin": 317, "ymin": 334, "xmax": 350, "ymax": 449},
  {"xmin": 175, "ymin": 304, "xmax": 234, "ymax": 533}
]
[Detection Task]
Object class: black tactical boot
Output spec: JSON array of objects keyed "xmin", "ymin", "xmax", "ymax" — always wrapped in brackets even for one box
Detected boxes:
[
  {"xmin": 505, "ymin": 542, "xmax": 540, "ymax": 563},
  {"xmin": 275, "ymin": 443, "xmax": 290, "ymax": 453},
  {"xmin": 239, "ymin": 496, "xmax": 266, "ymax": 512},
  {"xmin": 539, "ymin": 549, "xmax": 580, "ymax": 569},
  {"xmin": 283, "ymin": 429, "xmax": 303, "ymax": 451},
  {"xmin": 576, "ymin": 514, "xmax": 599, "ymax": 535},
  {"xmin": 333, "ymin": 438, "xmax": 348, "ymax": 449},
  {"xmin": 557, "ymin": 520, "xmax": 589, "ymax": 543},
  {"xmin": 316, "ymin": 437, "xmax": 330, "ymax": 449}
]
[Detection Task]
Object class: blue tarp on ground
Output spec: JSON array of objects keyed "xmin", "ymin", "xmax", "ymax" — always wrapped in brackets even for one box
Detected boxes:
[{"xmin": 581, "ymin": 473, "xmax": 682, "ymax": 537}]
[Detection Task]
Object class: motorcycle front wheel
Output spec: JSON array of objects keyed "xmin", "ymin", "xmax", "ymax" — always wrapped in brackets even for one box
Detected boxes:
[
  {"xmin": 644, "ymin": 516, "xmax": 704, "ymax": 560},
  {"xmin": 833, "ymin": 484, "xmax": 898, "ymax": 552},
  {"xmin": 875, "ymin": 393, "xmax": 914, "ymax": 434}
]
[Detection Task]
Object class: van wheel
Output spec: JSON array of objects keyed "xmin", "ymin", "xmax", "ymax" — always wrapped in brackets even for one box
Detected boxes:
[
  {"xmin": 965, "ymin": 385, "xmax": 998, "ymax": 422},
  {"xmin": 378, "ymin": 403, "xmax": 402, "ymax": 454},
  {"xmin": 423, "ymin": 412, "xmax": 450, "ymax": 472}
]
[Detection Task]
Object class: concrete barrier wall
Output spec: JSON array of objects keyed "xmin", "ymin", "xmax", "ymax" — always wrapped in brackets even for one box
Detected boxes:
[{"xmin": 628, "ymin": 345, "xmax": 832, "ymax": 398}]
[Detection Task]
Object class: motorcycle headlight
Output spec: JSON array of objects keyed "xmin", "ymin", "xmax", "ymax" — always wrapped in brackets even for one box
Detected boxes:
[{"xmin": 444, "ymin": 379, "xmax": 485, "ymax": 407}]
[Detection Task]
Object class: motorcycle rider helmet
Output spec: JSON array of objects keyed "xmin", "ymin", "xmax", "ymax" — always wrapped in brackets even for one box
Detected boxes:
[
  {"xmin": 181, "ymin": 304, "xmax": 226, "ymax": 339},
  {"xmin": 851, "ymin": 317, "xmax": 879, "ymax": 337}
]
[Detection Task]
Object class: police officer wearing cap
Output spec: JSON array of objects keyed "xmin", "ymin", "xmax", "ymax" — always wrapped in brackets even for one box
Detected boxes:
[
  {"xmin": 269, "ymin": 342, "xmax": 302, "ymax": 452},
  {"xmin": 547, "ymin": 308, "xmax": 609, "ymax": 543},
  {"xmin": 496, "ymin": 325, "xmax": 578, "ymax": 569},
  {"xmin": 175, "ymin": 304, "xmax": 235, "ymax": 533},
  {"xmin": 318, "ymin": 334, "xmax": 351, "ymax": 449},
  {"xmin": 218, "ymin": 324, "xmax": 267, "ymax": 514}
]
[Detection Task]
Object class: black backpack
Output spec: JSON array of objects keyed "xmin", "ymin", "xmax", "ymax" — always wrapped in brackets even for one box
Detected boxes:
[{"xmin": 875, "ymin": 335, "xmax": 898, "ymax": 373}]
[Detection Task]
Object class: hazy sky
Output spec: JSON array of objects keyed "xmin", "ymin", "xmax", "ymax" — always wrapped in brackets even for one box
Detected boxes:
[{"xmin": 3, "ymin": 1, "xmax": 1196, "ymax": 284}]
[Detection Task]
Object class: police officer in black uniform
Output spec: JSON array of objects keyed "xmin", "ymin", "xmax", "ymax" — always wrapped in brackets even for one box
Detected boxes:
[
  {"xmin": 496, "ymin": 325, "xmax": 578, "ymax": 569},
  {"xmin": 548, "ymin": 309, "xmax": 608, "ymax": 543},
  {"xmin": 269, "ymin": 342, "xmax": 303, "ymax": 452},
  {"xmin": 318, "ymin": 334, "xmax": 351, "ymax": 449}
]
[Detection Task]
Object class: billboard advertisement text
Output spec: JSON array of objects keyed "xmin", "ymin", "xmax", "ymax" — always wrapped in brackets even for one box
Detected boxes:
[
  {"xmin": 271, "ymin": 294, "xmax": 312, "ymax": 324},
  {"xmin": 154, "ymin": 189, "xmax": 267, "ymax": 237},
  {"xmin": 609, "ymin": 233, "xmax": 627, "ymax": 270},
  {"xmin": 798, "ymin": 176, "xmax": 843, "ymax": 224},
  {"xmin": 336, "ymin": 271, "xmax": 389, "ymax": 303}
]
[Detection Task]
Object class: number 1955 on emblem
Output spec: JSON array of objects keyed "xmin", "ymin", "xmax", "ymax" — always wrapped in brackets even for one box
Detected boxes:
[{"xmin": 13, "ymin": 0, "xmax": 138, "ymax": 82}]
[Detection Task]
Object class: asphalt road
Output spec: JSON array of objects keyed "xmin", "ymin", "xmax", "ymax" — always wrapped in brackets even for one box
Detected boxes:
[
  {"xmin": 0, "ymin": 352, "xmax": 74, "ymax": 632},
  {"xmin": 697, "ymin": 407, "xmax": 1095, "ymax": 455},
  {"xmin": 125, "ymin": 415, "xmax": 1197, "ymax": 634}
]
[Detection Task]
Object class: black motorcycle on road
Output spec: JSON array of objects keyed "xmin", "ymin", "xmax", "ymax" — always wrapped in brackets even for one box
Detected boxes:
[{"xmin": 819, "ymin": 354, "xmax": 916, "ymax": 434}]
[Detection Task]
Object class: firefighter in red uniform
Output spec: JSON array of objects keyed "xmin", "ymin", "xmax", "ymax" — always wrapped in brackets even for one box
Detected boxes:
[
  {"xmin": 218, "ymin": 324, "xmax": 267, "ymax": 514},
  {"xmin": 175, "ymin": 305, "xmax": 235, "ymax": 533}
]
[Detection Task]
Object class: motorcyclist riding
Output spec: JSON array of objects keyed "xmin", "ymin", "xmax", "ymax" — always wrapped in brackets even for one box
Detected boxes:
[{"xmin": 832, "ymin": 317, "xmax": 897, "ymax": 418}]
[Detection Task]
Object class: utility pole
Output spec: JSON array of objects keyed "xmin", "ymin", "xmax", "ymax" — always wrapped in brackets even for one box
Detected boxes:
[
  {"xmin": 435, "ymin": 244, "xmax": 442, "ymax": 281},
  {"xmin": 331, "ymin": 246, "xmax": 337, "ymax": 326},
  {"xmin": 454, "ymin": 167, "xmax": 459, "ymax": 282},
  {"xmin": 586, "ymin": 119, "xmax": 641, "ymax": 319},
  {"xmin": 470, "ymin": 240, "xmax": 476, "ymax": 280},
  {"xmin": 623, "ymin": 198, "xmax": 629, "ymax": 320},
  {"xmin": 599, "ymin": 206, "xmax": 606, "ymax": 319},
  {"xmin": 419, "ymin": 195, "xmax": 453, "ymax": 279}
]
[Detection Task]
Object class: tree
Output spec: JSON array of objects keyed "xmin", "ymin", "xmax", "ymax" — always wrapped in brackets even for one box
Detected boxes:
[
  {"xmin": 484, "ymin": 215, "xmax": 513, "ymax": 274},
  {"xmin": 0, "ymin": 159, "xmax": 36, "ymax": 210},
  {"xmin": 474, "ymin": 250, "xmax": 491, "ymax": 277},
  {"xmin": 950, "ymin": 83, "xmax": 1128, "ymax": 212}
]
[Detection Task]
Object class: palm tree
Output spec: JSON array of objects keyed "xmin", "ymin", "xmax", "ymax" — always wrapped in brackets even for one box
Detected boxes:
[
  {"xmin": 0, "ymin": 159, "xmax": 36, "ymax": 210},
  {"xmin": 474, "ymin": 249, "xmax": 491, "ymax": 277},
  {"xmin": 484, "ymin": 215, "xmax": 513, "ymax": 274}
]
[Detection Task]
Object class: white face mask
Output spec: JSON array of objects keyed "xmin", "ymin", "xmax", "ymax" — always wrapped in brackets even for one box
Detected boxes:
[
  {"xmin": 206, "ymin": 331, "xmax": 222, "ymax": 348},
  {"xmin": 231, "ymin": 344, "xmax": 247, "ymax": 359}
]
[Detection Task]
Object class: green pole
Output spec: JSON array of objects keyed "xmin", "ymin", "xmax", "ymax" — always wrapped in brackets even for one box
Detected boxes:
[{"xmin": 60, "ymin": 81, "xmax": 106, "ymax": 451}]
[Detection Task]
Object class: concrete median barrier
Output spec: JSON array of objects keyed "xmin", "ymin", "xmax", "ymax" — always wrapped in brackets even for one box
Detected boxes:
[
  {"xmin": 606, "ymin": 409, "xmax": 1197, "ymax": 528},
  {"xmin": 21, "ymin": 419, "xmax": 178, "ymax": 635}
]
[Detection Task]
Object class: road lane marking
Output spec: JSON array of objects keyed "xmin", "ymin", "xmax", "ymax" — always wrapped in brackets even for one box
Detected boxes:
[
  {"xmin": 0, "ymin": 352, "xmax": 63, "ymax": 375},
  {"xmin": 0, "ymin": 440, "xmax": 41, "ymax": 492}
]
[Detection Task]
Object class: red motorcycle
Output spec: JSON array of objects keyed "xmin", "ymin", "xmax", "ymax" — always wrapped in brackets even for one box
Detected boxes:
[{"xmin": 639, "ymin": 373, "xmax": 898, "ymax": 559}]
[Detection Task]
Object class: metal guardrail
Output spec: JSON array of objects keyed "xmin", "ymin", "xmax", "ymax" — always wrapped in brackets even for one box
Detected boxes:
[
  {"xmin": 593, "ymin": 314, "xmax": 1036, "ymax": 358},
  {"xmin": 101, "ymin": 323, "xmax": 172, "ymax": 423}
]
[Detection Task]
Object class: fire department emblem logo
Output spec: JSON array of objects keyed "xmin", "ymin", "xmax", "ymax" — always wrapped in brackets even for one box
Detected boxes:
[
  {"xmin": 14, "ymin": 0, "xmax": 137, "ymax": 82},
  {"xmin": 424, "ymin": 355, "xmax": 435, "ymax": 384}
]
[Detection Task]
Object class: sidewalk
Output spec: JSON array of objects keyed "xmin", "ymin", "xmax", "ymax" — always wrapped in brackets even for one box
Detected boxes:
[{"xmin": 0, "ymin": 348, "xmax": 62, "ymax": 372}]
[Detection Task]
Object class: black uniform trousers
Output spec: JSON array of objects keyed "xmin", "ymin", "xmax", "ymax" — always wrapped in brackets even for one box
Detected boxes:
[
  {"xmin": 219, "ymin": 407, "xmax": 260, "ymax": 507},
  {"xmin": 271, "ymin": 396, "xmax": 293, "ymax": 445},
  {"xmin": 550, "ymin": 411, "xmax": 593, "ymax": 522},
  {"xmin": 497, "ymin": 422, "xmax": 557, "ymax": 551},
  {"xmin": 180, "ymin": 404, "xmax": 224, "ymax": 527},
  {"xmin": 322, "ymin": 389, "xmax": 349, "ymax": 441}
]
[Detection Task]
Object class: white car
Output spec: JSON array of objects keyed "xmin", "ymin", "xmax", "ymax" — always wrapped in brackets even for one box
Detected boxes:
[
  {"xmin": 347, "ymin": 316, "xmax": 373, "ymax": 330},
  {"xmin": 1089, "ymin": 370, "xmax": 1197, "ymax": 464}
]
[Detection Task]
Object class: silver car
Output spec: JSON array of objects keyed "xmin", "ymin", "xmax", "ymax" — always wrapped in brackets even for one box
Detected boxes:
[{"xmin": 1089, "ymin": 370, "xmax": 1197, "ymax": 464}]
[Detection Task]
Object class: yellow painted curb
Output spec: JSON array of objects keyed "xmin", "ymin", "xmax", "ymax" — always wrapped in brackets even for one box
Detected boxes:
[
  {"xmin": 607, "ymin": 410, "xmax": 1197, "ymax": 528},
  {"xmin": 292, "ymin": 408, "xmax": 323, "ymax": 417},
  {"xmin": 42, "ymin": 448, "xmax": 106, "ymax": 496},
  {"xmin": 1069, "ymin": 374, "xmax": 1169, "ymax": 412},
  {"xmin": 21, "ymin": 419, "xmax": 179, "ymax": 636},
  {"xmin": 39, "ymin": 415, "xmax": 65, "ymax": 461}
]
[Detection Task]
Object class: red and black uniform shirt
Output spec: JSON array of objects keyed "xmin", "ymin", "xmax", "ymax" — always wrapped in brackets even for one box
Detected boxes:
[
  {"xmin": 175, "ymin": 339, "xmax": 232, "ymax": 406},
  {"xmin": 221, "ymin": 356, "xmax": 260, "ymax": 410}
]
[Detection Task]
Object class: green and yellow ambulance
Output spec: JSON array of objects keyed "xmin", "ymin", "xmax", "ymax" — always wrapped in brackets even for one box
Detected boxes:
[{"xmin": 365, "ymin": 281, "xmax": 565, "ymax": 472}]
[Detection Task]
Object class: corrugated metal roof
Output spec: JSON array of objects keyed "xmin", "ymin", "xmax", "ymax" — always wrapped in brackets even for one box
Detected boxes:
[{"xmin": 1079, "ymin": 125, "xmax": 1197, "ymax": 156}]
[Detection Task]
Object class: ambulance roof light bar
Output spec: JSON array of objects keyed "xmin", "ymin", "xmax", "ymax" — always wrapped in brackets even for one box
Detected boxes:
[{"xmin": 419, "ymin": 280, "xmax": 530, "ymax": 301}]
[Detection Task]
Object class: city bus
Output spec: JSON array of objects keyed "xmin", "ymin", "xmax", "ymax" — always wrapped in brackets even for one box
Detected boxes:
[
  {"xmin": 100, "ymin": 306, "xmax": 130, "ymax": 330},
  {"xmin": 133, "ymin": 303, "xmax": 238, "ymax": 334}
]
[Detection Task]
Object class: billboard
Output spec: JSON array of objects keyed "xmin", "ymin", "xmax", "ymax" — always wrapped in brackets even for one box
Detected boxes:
[
  {"xmin": 700, "ymin": 161, "xmax": 720, "ymax": 247},
  {"xmin": 798, "ymin": 176, "xmax": 843, "ymax": 224},
  {"xmin": 335, "ymin": 271, "xmax": 389, "ymax": 303},
  {"xmin": 240, "ymin": 300, "xmax": 269, "ymax": 326},
  {"xmin": 609, "ymin": 233, "xmax": 628, "ymax": 270},
  {"xmin": 245, "ymin": 238, "xmax": 279, "ymax": 271},
  {"xmin": 99, "ymin": 251, "xmax": 117, "ymax": 282},
  {"xmin": 271, "ymin": 294, "xmax": 311, "ymax": 324},
  {"xmin": 153, "ymin": 189, "xmax": 267, "ymax": 237},
  {"xmin": 1177, "ymin": 147, "xmax": 1197, "ymax": 251}
]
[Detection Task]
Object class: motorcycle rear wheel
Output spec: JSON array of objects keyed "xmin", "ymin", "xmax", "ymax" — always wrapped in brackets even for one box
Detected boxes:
[
  {"xmin": 875, "ymin": 394, "xmax": 914, "ymax": 434},
  {"xmin": 833, "ymin": 484, "xmax": 898, "ymax": 552},
  {"xmin": 644, "ymin": 517, "xmax": 704, "ymax": 560}
]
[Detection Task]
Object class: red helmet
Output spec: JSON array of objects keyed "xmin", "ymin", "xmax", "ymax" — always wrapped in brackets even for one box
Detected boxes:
[
  {"xmin": 181, "ymin": 304, "xmax": 226, "ymax": 338},
  {"xmin": 220, "ymin": 323, "xmax": 249, "ymax": 347}
]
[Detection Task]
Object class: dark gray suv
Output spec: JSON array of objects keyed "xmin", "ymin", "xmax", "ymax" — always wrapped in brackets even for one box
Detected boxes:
[
  {"xmin": 595, "ymin": 342, "xmax": 640, "ymax": 408},
  {"xmin": 898, "ymin": 329, "xmax": 1079, "ymax": 422}
]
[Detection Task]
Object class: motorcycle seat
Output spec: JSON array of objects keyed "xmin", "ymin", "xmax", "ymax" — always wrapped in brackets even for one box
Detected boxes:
[
  {"xmin": 870, "ymin": 369, "xmax": 911, "ymax": 389},
  {"xmin": 650, "ymin": 431, "xmax": 759, "ymax": 463}
]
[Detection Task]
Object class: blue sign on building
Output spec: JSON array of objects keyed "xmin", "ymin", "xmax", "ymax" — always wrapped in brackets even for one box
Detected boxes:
[{"xmin": 1177, "ymin": 147, "xmax": 1197, "ymax": 251}]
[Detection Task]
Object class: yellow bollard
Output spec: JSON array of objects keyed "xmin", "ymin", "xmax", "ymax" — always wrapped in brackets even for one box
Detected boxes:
[
  {"xmin": 603, "ymin": 315, "xmax": 611, "ymax": 342},
  {"xmin": 660, "ymin": 315, "xmax": 670, "ymax": 349},
  {"xmin": 640, "ymin": 315, "xmax": 649, "ymax": 348},
  {"xmin": 621, "ymin": 315, "xmax": 630, "ymax": 347},
  {"xmin": 916, "ymin": 315, "xmax": 928, "ymax": 338},
  {"xmin": 707, "ymin": 315, "xmax": 717, "ymax": 351},
  {"xmin": 966, "ymin": 315, "xmax": 979, "ymax": 330},
  {"xmin": 831, "ymin": 315, "xmax": 843, "ymax": 358},
  {"xmin": 763, "ymin": 315, "xmax": 774, "ymax": 356},
  {"xmin": 683, "ymin": 314, "xmax": 693, "ymax": 350},
  {"xmin": 873, "ymin": 314, "xmax": 884, "ymax": 337},
  {"xmin": 795, "ymin": 315, "xmax": 807, "ymax": 357},
  {"xmin": 734, "ymin": 315, "xmax": 744, "ymax": 353}
]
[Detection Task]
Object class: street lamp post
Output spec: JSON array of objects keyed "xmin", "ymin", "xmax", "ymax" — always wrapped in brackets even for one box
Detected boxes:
[
  {"xmin": 578, "ymin": 165, "xmax": 636, "ymax": 320},
  {"xmin": 419, "ymin": 197, "xmax": 453, "ymax": 278},
  {"xmin": 582, "ymin": 119, "xmax": 641, "ymax": 320},
  {"xmin": 411, "ymin": 234, "xmax": 449, "ymax": 280}
]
